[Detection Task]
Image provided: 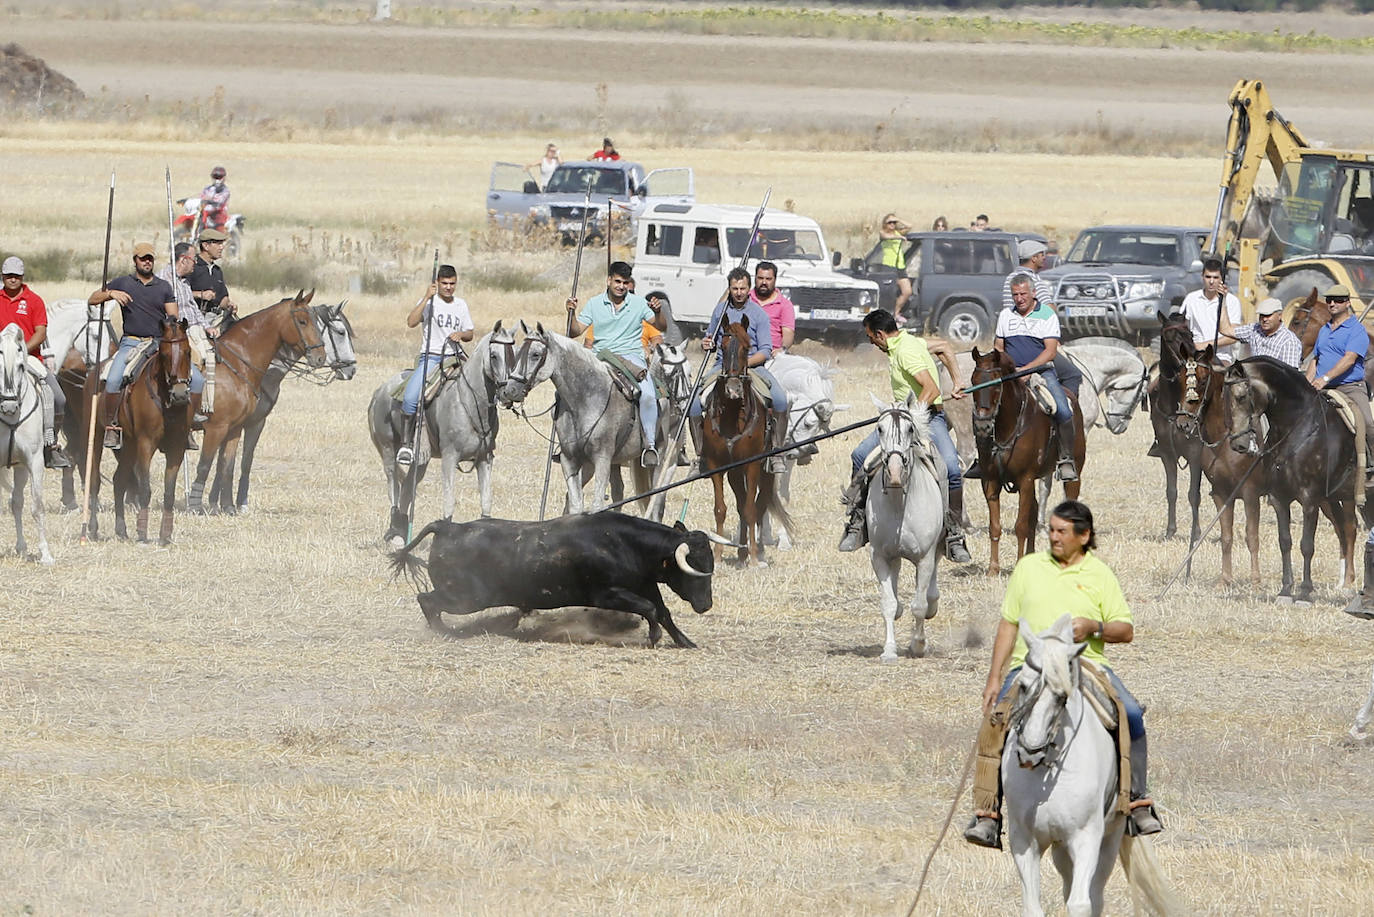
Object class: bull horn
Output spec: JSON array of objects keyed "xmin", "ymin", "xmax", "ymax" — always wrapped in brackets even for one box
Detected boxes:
[
  {"xmin": 674, "ymin": 542, "xmax": 710, "ymax": 577},
  {"xmin": 703, "ymin": 530, "xmax": 734, "ymax": 546}
]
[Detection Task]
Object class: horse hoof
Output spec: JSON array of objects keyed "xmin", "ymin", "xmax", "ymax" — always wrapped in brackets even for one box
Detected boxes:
[
  {"xmin": 1276, "ymin": 593, "xmax": 1293, "ymax": 605},
  {"xmin": 909, "ymin": 641, "xmax": 927, "ymax": 658},
  {"xmin": 387, "ymin": 535, "xmax": 405, "ymax": 550},
  {"xmin": 880, "ymin": 652, "xmax": 900, "ymax": 665}
]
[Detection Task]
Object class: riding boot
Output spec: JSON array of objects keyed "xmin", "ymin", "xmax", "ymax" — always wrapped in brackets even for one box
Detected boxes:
[
  {"xmin": 1055, "ymin": 419, "xmax": 1079, "ymax": 482},
  {"xmin": 688, "ymin": 414, "xmax": 705, "ymax": 470},
  {"xmin": 765, "ymin": 409, "xmax": 789, "ymax": 474},
  {"xmin": 43, "ymin": 409, "xmax": 71, "ymax": 469},
  {"xmin": 185, "ymin": 392, "xmax": 204, "ymax": 451},
  {"xmin": 102, "ymin": 394, "xmax": 122, "ymax": 451},
  {"xmin": 963, "ymin": 458, "xmax": 982, "ymax": 480},
  {"xmin": 945, "ymin": 486, "xmax": 972, "ymax": 563},
  {"xmin": 837, "ymin": 470, "xmax": 869, "ymax": 552},
  {"xmin": 1126, "ymin": 733, "xmax": 1163, "ymax": 836},
  {"xmin": 396, "ymin": 413, "xmax": 418, "ymax": 467},
  {"xmin": 1345, "ymin": 542, "xmax": 1374, "ymax": 620},
  {"xmin": 965, "ymin": 696, "xmax": 1013, "ymax": 850}
]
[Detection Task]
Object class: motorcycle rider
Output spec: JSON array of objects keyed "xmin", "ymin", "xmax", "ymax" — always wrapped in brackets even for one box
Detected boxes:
[{"xmin": 201, "ymin": 166, "xmax": 230, "ymax": 233}]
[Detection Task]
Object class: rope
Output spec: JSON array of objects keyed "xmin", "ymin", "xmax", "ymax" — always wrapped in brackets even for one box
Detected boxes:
[{"xmin": 903, "ymin": 725, "xmax": 980, "ymax": 917}]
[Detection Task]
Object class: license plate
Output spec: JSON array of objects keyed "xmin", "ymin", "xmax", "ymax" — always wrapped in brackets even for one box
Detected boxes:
[
  {"xmin": 557, "ymin": 220, "xmax": 581, "ymax": 232},
  {"xmin": 1065, "ymin": 305, "xmax": 1108, "ymax": 318},
  {"xmin": 808, "ymin": 308, "xmax": 851, "ymax": 321}
]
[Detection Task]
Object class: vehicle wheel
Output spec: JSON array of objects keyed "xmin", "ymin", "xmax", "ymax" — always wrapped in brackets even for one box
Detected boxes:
[
  {"xmin": 937, "ymin": 302, "xmax": 992, "ymax": 346},
  {"xmin": 1270, "ymin": 269, "xmax": 1334, "ymax": 314}
]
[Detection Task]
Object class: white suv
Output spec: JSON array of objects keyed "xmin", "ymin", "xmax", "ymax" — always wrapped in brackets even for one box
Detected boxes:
[{"xmin": 632, "ymin": 203, "xmax": 879, "ymax": 336}]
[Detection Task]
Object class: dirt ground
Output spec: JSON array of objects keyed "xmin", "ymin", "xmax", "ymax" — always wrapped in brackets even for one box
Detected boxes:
[{"xmin": 2, "ymin": 6, "xmax": 1374, "ymax": 914}]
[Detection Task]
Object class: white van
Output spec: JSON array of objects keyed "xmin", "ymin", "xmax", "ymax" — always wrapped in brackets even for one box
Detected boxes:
[{"xmin": 632, "ymin": 203, "xmax": 879, "ymax": 336}]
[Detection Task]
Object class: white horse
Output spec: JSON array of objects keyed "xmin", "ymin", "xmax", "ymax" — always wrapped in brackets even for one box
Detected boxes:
[
  {"xmin": 368, "ymin": 322, "xmax": 515, "ymax": 547},
  {"xmin": 1006, "ymin": 615, "xmax": 1180, "ymax": 917},
  {"xmin": 761, "ymin": 352, "xmax": 848, "ymax": 550},
  {"xmin": 0, "ymin": 324, "xmax": 53, "ymax": 565},
  {"xmin": 865, "ymin": 394, "xmax": 943, "ymax": 661}
]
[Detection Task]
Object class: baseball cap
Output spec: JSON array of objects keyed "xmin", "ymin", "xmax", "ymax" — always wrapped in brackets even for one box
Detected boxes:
[
  {"xmin": 132, "ymin": 242, "xmax": 157, "ymax": 258},
  {"xmin": 1325, "ymin": 283, "xmax": 1352, "ymax": 299},
  {"xmin": 1, "ymin": 256, "xmax": 23, "ymax": 275},
  {"xmin": 1255, "ymin": 298, "xmax": 1283, "ymax": 316},
  {"xmin": 1017, "ymin": 239, "xmax": 1047, "ymax": 260},
  {"xmin": 198, "ymin": 228, "xmax": 228, "ymax": 243}
]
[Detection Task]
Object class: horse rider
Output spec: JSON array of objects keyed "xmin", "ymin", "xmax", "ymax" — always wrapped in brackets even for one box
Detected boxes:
[
  {"xmin": 1180, "ymin": 258, "xmax": 1243, "ymax": 363},
  {"xmin": 200, "ymin": 165, "xmax": 231, "ymax": 233},
  {"xmin": 992, "ymin": 274, "xmax": 1079, "ymax": 482},
  {"xmin": 87, "ymin": 244, "xmax": 206, "ymax": 451},
  {"xmin": 566, "ymin": 261, "xmax": 666, "ymax": 468},
  {"xmin": 839, "ymin": 309, "xmax": 971, "ymax": 563},
  {"xmin": 751, "ymin": 261, "xmax": 796, "ymax": 357},
  {"xmin": 396, "ymin": 264, "xmax": 474, "ymax": 467},
  {"xmin": 156, "ymin": 242, "xmax": 219, "ymax": 449},
  {"xmin": 964, "ymin": 499, "xmax": 1163, "ymax": 850},
  {"xmin": 1306, "ymin": 282, "xmax": 1374, "ymax": 480},
  {"xmin": 687, "ymin": 267, "xmax": 790, "ymax": 474},
  {"xmin": 0, "ymin": 256, "xmax": 71, "ymax": 468},
  {"xmin": 188, "ymin": 228, "xmax": 237, "ymax": 323},
  {"xmin": 1217, "ymin": 296, "xmax": 1301, "ymax": 368}
]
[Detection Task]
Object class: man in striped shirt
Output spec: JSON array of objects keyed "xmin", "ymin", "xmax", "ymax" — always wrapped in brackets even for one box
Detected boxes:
[
  {"xmin": 994, "ymin": 275, "xmax": 1078, "ymax": 482},
  {"xmin": 1000, "ymin": 240, "xmax": 1054, "ymax": 313},
  {"xmin": 1216, "ymin": 297, "xmax": 1301, "ymax": 368}
]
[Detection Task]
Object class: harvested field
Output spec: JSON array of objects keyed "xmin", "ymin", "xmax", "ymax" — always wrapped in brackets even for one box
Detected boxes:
[{"xmin": 1, "ymin": 5, "xmax": 1373, "ymax": 914}]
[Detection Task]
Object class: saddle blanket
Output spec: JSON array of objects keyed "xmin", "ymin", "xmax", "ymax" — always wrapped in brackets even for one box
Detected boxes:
[
  {"xmin": 97, "ymin": 339, "xmax": 156, "ymax": 387},
  {"xmin": 390, "ymin": 353, "xmax": 466, "ymax": 407},
  {"xmin": 598, "ymin": 350, "xmax": 666, "ymax": 402},
  {"xmin": 1026, "ymin": 374, "xmax": 1057, "ymax": 416}
]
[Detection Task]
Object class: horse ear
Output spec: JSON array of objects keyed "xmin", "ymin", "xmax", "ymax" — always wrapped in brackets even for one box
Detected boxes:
[
  {"xmin": 740, "ymin": 314, "xmax": 749, "ymax": 330},
  {"xmin": 1051, "ymin": 613, "xmax": 1074, "ymax": 642},
  {"xmin": 304, "ymin": 289, "xmax": 315, "ymax": 304},
  {"xmin": 1202, "ymin": 344, "xmax": 1216, "ymax": 363},
  {"xmin": 536, "ymin": 321, "xmax": 545, "ymax": 335},
  {"xmin": 972, "ymin": 345, "xmax": 982, "ymax": 359},
  {"xmin": 1071, "ymin": 641, "xmax": 1089, "ymax": 658},
  {"xmin": 493, "ymin": 319, "xmax": 503, "ymax": 333},
  {"xmin": 1017, "ymin": 617, "xmax": 1037, "ymax": 648},
  {"xmin": 831, "ymin": 402, "xmax": 851, "ymax": 413},
  {"xmin": 906, "ymin": 390, "xmax": 920, "ymax": 411},
  {"xmin": 870, "ymin": 392, "xmax": 887, "ymax": 411}
]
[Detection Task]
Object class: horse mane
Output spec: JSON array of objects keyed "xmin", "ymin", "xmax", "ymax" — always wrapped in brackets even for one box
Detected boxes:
[{"xmin": 1040, "ymin": 634, "xmax": 1076, "ymax": 696}]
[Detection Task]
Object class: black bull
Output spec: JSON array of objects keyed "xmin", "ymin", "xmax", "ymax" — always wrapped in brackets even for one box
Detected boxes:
[{"xmin": 390, "ymin": 513, "xmax": 717, "ymax": 648}]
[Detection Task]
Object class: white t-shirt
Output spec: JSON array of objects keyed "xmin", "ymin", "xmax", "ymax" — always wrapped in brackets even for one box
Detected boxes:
[
  {"xmin": 421, "ymin": 295, "xmax": 474, "ymax": 357},
  {"xmin": 1180, "ymin": 290, "xmax": 1242, "ymax": 360},
  {"xmin": 539, "ymin": 156, "xmax": 559, "ymax": 186}
]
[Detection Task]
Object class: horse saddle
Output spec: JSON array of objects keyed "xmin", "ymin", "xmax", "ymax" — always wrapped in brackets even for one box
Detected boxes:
[
  {"xmin": 1025, "ymin": 374, "xmax": 1058, "ymax": 416},
  {"xmin": 597, "ymin": 351, "xmax": 665, "ymax": 402},
  {"xmin": 22, "ymin": 354, "xmax": 45, "ymax": 379},
  {"xmin": 1079, "ymin": 660, "xmax": 1133, "ymax": 818},
  {"xmin": 97, "ymin": 339, "xmax": 157, "ymax": 388},
  {"xmin": 389, "ymin": 353, "xmax": 466, "ymax": 408}
]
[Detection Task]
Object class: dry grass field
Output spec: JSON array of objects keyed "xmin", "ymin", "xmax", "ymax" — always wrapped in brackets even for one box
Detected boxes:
[{"xmin": 2, "ymin": 4, "xmax": 1374, "ymax": 914}]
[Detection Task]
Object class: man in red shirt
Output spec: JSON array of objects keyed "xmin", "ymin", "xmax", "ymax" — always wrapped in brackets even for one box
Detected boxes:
[
  {"xmin": 0, "ymin": 257, "xmax": 70, "ymax": 467},
  {"xmin": 590, "ymin": 137, "xmax": 620, "ymax": 161}
]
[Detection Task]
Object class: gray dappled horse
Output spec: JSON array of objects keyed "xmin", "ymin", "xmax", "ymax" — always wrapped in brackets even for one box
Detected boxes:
[
  {"xmin": 761, "ymin": 352, "xmax": 848, "ymax": 551},
  {"xmin": 45, "ymin": 298, "xmax": 117, "ymax": 511},
  {"xmin": 0, "ymin": 324, "xmax": 53, "ymax": 564},
  {"xmin": 369, "ymin": 322, "xmax": 515, "ymax": 548},
  {"xmin": 501, "ymin": 321, "xmax": 670, "ymax": 518},
  {"xmin": 208, "ymin": 302, "xmax": 358, "ymax": 512}
]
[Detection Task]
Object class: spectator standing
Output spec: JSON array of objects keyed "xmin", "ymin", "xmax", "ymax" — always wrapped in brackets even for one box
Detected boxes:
[
  {"xmin": 529, "ymin": 143, "xmax": 562, "ymax": 189},
  {"xmin": 878, "ymin": 213, "xmax": 913, "ymax": 318},
  {"xmin": 591, "ymin": 138, "xmax": 620, "ymax": 161}
]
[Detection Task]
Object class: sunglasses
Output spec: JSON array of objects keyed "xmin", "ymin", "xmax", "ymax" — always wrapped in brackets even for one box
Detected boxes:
[
  {"xmin": 884, "ymin": 220, "xmax": 898, "ymax": 226},
  {"xmin": 135, "ymin": 255, "xmax": 155, "ymax": 262},
  {"xmin": 1327, "ymin": 296, "xmax": 1350, "ymax": 304}
]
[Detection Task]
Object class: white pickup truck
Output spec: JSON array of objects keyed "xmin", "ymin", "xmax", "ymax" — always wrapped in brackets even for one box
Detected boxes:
[
  {"xmin": 486, "ymin": 160, "xmax": 694, "ymax": 243},
  {"xmin": 631, "ymin": 203, "xmax": 879, "ymax": 337}
]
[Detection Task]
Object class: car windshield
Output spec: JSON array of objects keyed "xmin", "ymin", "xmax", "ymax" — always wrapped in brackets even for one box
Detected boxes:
[
  {"xmin": 1067, "ymin": 231, "xmax": 1182, "ymax": 267},
  {"xmin": 544, "ymin": 167, "xmax": 628, "ymax": 196},
  {"xmin": 724, "ymin": 227, "xmax": 825, "ymax": 261}
]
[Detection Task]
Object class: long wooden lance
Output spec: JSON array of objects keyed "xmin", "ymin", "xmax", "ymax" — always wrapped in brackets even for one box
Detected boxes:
[
  {"xmin": 403, "ymin": 249, "xmax": 441, "ymax": 541},
  {"xmin": 79, "ymin": 168, "xmax": 115, "ymax": 543},
  {"xmin": 539, "ymin": 184, "xmax": 594, "ymax": 521},
  {"xmin": 166, "ymin": 167, "xmax": 193, "ymax": 502}
]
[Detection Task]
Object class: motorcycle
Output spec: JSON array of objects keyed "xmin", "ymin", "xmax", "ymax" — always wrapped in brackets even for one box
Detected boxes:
[{"xmin": 173, "ymin": 197, "xmax": 246, "ymax": 258}]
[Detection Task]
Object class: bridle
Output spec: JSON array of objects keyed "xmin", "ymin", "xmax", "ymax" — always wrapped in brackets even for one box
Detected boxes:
[
  {"xmin": 149, "ymin": 321, "xmax": 193, "ymax": 408},
  {"xmin": 876, "ymin": 404, "xmax": 916, "ymax": 492},
  {"xmin": 1009, "ymin": 647, "xmax": 1084, "ymax": 768},
  {"xmin": 971, "ymin": 361, "xmax": 1030, "ymax": 466},
  {"xmin": 1173, "ymin": 356, "xmax": 1212, "ymax": 441},
  {"xmin": 288, "ymin": 300, "xmax": 327, "ymax": 366},
  {"xmin": 504, "ymin": 334, "xmax": 548, "ymax": 396},
  {"xmin": 1104, "ymin": 367, "xmax": 1148, "ymax": 433},
  {"xmin": 710, "ymin": 328, "xmax": 763, "ymax": 449},
  {"xmin": 0, "ymin": 331, "xmax": 38, "ymax": 468},
  {"xmin": 1224, "ymin": 363, "xmax": 1265, "ymax": 452}
]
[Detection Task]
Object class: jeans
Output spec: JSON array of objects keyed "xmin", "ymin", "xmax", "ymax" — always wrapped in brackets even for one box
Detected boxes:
[
  {"xmin": 688, "ymin": 365, "xmax": 788, "ymax": 416},
  {"xmin": 104, "ymin": 336, "xmax": 203, "ymax": 395},
  {"xmin": 998, "ymin": 665, "xmax": 1145, "ymax": 740},
  {"xmin": 851, "ymin": 408, "xmax": 961, "ymax": 491},
  {"xmin": 1038, "ymin": 368, "xmax": 1073, "ymax": 424},
  {"xmin": 401, "ymin": 354, "xmax": 444, "ymax": 416},
  {"xmin": 622, "ymin": 352, "xmax": 658, "ymax": 447}
]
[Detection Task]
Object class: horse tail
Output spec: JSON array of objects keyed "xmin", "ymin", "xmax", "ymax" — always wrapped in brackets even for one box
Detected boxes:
[
  {"xmin": 759, "ymin": 472, "xmax": 795, "ymax": 540},
  {"xmin": 388, "ymin": 520, "xmax": 442, "ymax": 591},
  {"xmin": 1119, "ymin": 835, "xmax": 1185, "ymax": 916}
]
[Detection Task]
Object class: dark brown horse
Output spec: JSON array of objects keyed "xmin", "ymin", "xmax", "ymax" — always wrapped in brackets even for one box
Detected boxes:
[
  {"xmin": 1168, "ymin": 341, "xmax": 1268, "ymax": 584},
  {"xmin": 1226, "ymin": 355, "xmax": 1362, "ymax": 602},
  {"xmin": 76, "ymin": 318, "xmax": 195, "ymax": 544},
  {"xmin": 701, "ymin": 320, "xmax": 789, "ymax": 566},
  {"xmin": 187, "ymin": 290, "xmax": 325, "ymax": 514},
  {"xmin": 1148, "ymin": 313, "xmax": 1204, "ymax": 546},
  {"xmin": 968, "ymin": 347, "xmax": 1085, "ymax": 575}
]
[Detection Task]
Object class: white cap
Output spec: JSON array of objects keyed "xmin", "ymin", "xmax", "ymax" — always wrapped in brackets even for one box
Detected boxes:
[
  {"xmin": 1017, "ymin": 239, "xmax": 1047, "ymax": 260},
  {"xmin": 1255, "ymin": 297, "xmax": 1283, "ymax": 316},
  {"xmin": 1, "ymin": 256, "xmax": 23, "ymax": 275}
]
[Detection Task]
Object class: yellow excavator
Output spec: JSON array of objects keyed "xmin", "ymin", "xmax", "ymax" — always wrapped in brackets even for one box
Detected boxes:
[{"xmin": 1208, "ymin": 78, "xmax": 1374, "ymax": 320}]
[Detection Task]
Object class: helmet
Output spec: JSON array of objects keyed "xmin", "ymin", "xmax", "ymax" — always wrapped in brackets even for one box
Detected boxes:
[{"xmin": 211, "ymin": 166, "xmax": 227, "ymax": 180}]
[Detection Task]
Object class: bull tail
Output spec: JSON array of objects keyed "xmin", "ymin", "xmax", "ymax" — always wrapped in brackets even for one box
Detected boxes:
[
  {"xmin": 389, "ymin": 520, "xmax": 442, "ymax": 591},
  {"xmin": 759, "ymin": 473, "xmax": 795, "ymax": 540}
]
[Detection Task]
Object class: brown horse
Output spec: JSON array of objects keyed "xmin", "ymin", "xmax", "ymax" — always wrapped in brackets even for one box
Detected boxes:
[
  {"xmin": 968, "ymin": 348, "xmax": 1085, "ymax": 575},
  {"xmin": 1168, "ymin": 341, "xmax": 1268, "ymax": 584},
  {"xmin": 187, "ymin": 290, "xmax": 325, "ymax": 514},
  {"xmin": 76, "ymin": 318, "xmax": 195, "ymax": 544},
  {"xmin": 1287, "ymin": 287, "xmax": 1327, "ymax": 361},
  {"xmin": 701, "ymin": 320, "xmax": 789, "ymax": 566},
  {"xmin": 1148, "ymin": 313, "xmax": 1204, "ymax": 546}
]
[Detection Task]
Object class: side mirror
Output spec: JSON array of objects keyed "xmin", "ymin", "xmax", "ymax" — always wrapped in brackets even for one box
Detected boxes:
[
  {"xmin": 849, "ymin": 257, "xmax": 866, "ymax": 275},
  {"xmin": 832, "ymin": 251, "xmax": 842, "ymax": 268},
  {"xmin": 1189, "ymin": 259, "xmax": 1203, "ymax": 272}
]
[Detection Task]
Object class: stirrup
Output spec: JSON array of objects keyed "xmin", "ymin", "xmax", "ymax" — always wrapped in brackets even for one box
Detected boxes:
[
  {"xmin": 396, "ymin": 445, "xmax": 415, "ymax": 467},
  {"xmin": 185, "ymin": 431, "xmax": 200, "ymax": 451},
  {"xmin": 838, "ymin": 517, "xmax": 867, "ymax": 553},
  {"xmin": 946, "ymin": 531, "xmax": 972, "ymax": 564},
  {"xmin": 963, "ymin": 815, "xmax": 1002, "ymax": 850},
  {"xmin": 103, "ymin": 425, "xmax": 122, "ymax": 451},
  {"xmin": 1056, "ymin": 459, "xmax": 1078, "ymax": 482},
  {"xmin": 1126, "ymin": 799, "xmax": 1163, "ymax": 836},
  {"xmin": 640, "ymin": 447, "xmax": 659, "ymax": 468},
  {"xmin": 765, "ymin": 452, "xmax": 788, "ymax": 473}
]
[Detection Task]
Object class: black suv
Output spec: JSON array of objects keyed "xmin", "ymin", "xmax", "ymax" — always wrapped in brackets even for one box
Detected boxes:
[
  {"xmin": 841, "ymin": 230, "xmax": 1046, "ymax": 344},
  {"xmin": 1041, "ymin": 225, "xmax": 1209, "ymax": 340}
]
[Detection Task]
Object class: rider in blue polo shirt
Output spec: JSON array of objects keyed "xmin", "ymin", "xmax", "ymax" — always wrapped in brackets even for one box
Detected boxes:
[
  {"xmin": 566, "ymin": 261, "xmax": 667, "ymax": 468},
  {"xmin": 995, "ymin": 274, "xmax": 1078, "ymax": 482},
  {"xmin": 687, "ymin": 267, "xmax": 790, "ymax": 473},
  {"xmin": 1308, "ymin": 283, "xmax": 1374, "ymax": 479}
]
